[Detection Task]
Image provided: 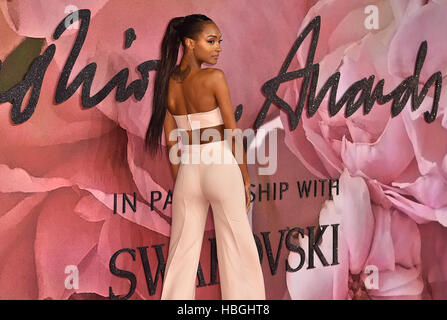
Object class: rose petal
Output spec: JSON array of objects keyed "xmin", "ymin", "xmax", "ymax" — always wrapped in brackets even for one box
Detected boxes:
[
  {"xmin": 286, "ymin": 233, "xmax": 336, "ymax": 300},
  {"xmin": 0, "ymin": 193, "xmax": 47, "ymax": 299},
  {"xmin": 34, "ymin": 188, "xmax": 103, "ymax": 299},
  {"xmin": 333, "ymin": 169, "xmax": 374, "ymax": 274},
  {"xmin": 364, "ymin": 205, "xmax": 395, "ymax": 271},
  {"xmin": 0, "ymin": 0, "xmax": 110, "ymax": 38},
  {"xmin": 388, "ymin": 1, "xmax": 447, "ymax": 81},
  {"xmin": 341, "ymin": 114, "xmax": 414, "ymax": 184},
  {"xmin": 369, "ymin": 266, "xmax": 423, "ymax": 297}
]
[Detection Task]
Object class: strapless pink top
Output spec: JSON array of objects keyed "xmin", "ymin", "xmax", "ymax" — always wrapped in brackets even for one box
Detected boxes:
[{"xmin": 172, "ymin": 107, "xmax": 224, "ymax": 130}]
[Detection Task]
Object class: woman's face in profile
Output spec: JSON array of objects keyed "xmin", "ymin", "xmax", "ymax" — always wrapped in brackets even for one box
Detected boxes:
[{"xmin": 193, "ymin": 22, "xmax": 222, "ymax": 65}]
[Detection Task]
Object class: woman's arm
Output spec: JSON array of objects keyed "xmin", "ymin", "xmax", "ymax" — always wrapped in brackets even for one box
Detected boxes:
[
  {"xmin": 209, "ymin": 69, "xmax": 251, "ymax": 186},
  {"xmin": 164, "ymin": 108, "xmax": 180, "ymax": 182}
]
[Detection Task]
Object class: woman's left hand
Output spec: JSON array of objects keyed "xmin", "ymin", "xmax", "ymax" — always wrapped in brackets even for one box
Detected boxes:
[{"xmin": 244, "ymin": 182, "xmax": 251, "ymax": 214}]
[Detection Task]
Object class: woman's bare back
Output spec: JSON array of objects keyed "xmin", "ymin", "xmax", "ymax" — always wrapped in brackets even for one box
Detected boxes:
[{"xmin": 167, "ymin": 66, "xmax": 224, "ymax": 144}]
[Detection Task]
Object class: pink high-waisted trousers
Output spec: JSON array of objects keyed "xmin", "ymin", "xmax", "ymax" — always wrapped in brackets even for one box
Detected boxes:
[{"xmin": 160, "ymin": 139, "xmax": 266, "ymax": 300}]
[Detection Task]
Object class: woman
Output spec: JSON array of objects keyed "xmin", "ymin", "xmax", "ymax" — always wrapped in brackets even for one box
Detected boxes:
[{"xmin": 145, "ymin": 14, "xmax": 266, "ymax": 300}]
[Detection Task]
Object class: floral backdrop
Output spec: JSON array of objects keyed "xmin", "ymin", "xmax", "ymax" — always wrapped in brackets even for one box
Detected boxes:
[{"xmin": 0, "ymin": 0, "xmax": 446, "ymax": 300}]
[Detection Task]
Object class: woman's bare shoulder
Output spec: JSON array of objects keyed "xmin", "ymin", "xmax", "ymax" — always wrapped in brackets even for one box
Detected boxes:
[
  {"xmin": 201, "ymin": 68, "xmax": 227, "ymax": 87},
  {"xmin": 203, "ymin": 67, "xmax": 224, "ymax": 76}
]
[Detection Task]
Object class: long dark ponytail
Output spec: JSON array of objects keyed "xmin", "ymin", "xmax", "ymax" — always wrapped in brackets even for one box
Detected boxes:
[{"xmin": 145, "ymin": 14, "xmax": 212, "ymax": 157}]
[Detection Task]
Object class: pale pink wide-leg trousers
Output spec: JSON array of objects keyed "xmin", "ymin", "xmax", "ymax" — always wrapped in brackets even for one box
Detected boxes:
[{"xmin": 160, "ymin": 140, "xmax": 266, "ymax": 300}]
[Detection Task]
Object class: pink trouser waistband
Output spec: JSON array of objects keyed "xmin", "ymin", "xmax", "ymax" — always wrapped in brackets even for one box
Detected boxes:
[{"xmin": 180, "ymin": 139, "xmax": 240, "ymax": 165}]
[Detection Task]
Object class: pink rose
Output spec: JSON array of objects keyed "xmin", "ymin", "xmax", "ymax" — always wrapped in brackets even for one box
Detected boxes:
[
  {"xmin": 281, "ymin": 0, "xmax": 447, "ymax": 299},
  {"xmin": 283, "ymin": 0, "xmax": 447, "ymax": 229}
]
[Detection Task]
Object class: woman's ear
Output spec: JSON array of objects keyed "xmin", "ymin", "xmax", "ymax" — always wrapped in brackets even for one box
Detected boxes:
[{"xmin": 184, "ymin": 37, "xmax": 194, "ymax": 51}]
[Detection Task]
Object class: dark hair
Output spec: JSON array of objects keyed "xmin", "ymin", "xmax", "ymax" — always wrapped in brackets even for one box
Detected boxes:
[{"xmin": 145, "ymin": 14, "xmax": 213, "ymax": 157}]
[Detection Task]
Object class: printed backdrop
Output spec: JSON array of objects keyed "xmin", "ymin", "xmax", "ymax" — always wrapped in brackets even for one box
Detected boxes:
[{"xmin": 1, "ymin": 0, "xmax": 446, "ymax": 300}]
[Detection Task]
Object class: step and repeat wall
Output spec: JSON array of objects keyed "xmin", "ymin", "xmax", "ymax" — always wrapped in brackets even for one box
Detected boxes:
[{"xmin": 0, "ymin": 0, "xmax": 446, "ymax": 300}]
